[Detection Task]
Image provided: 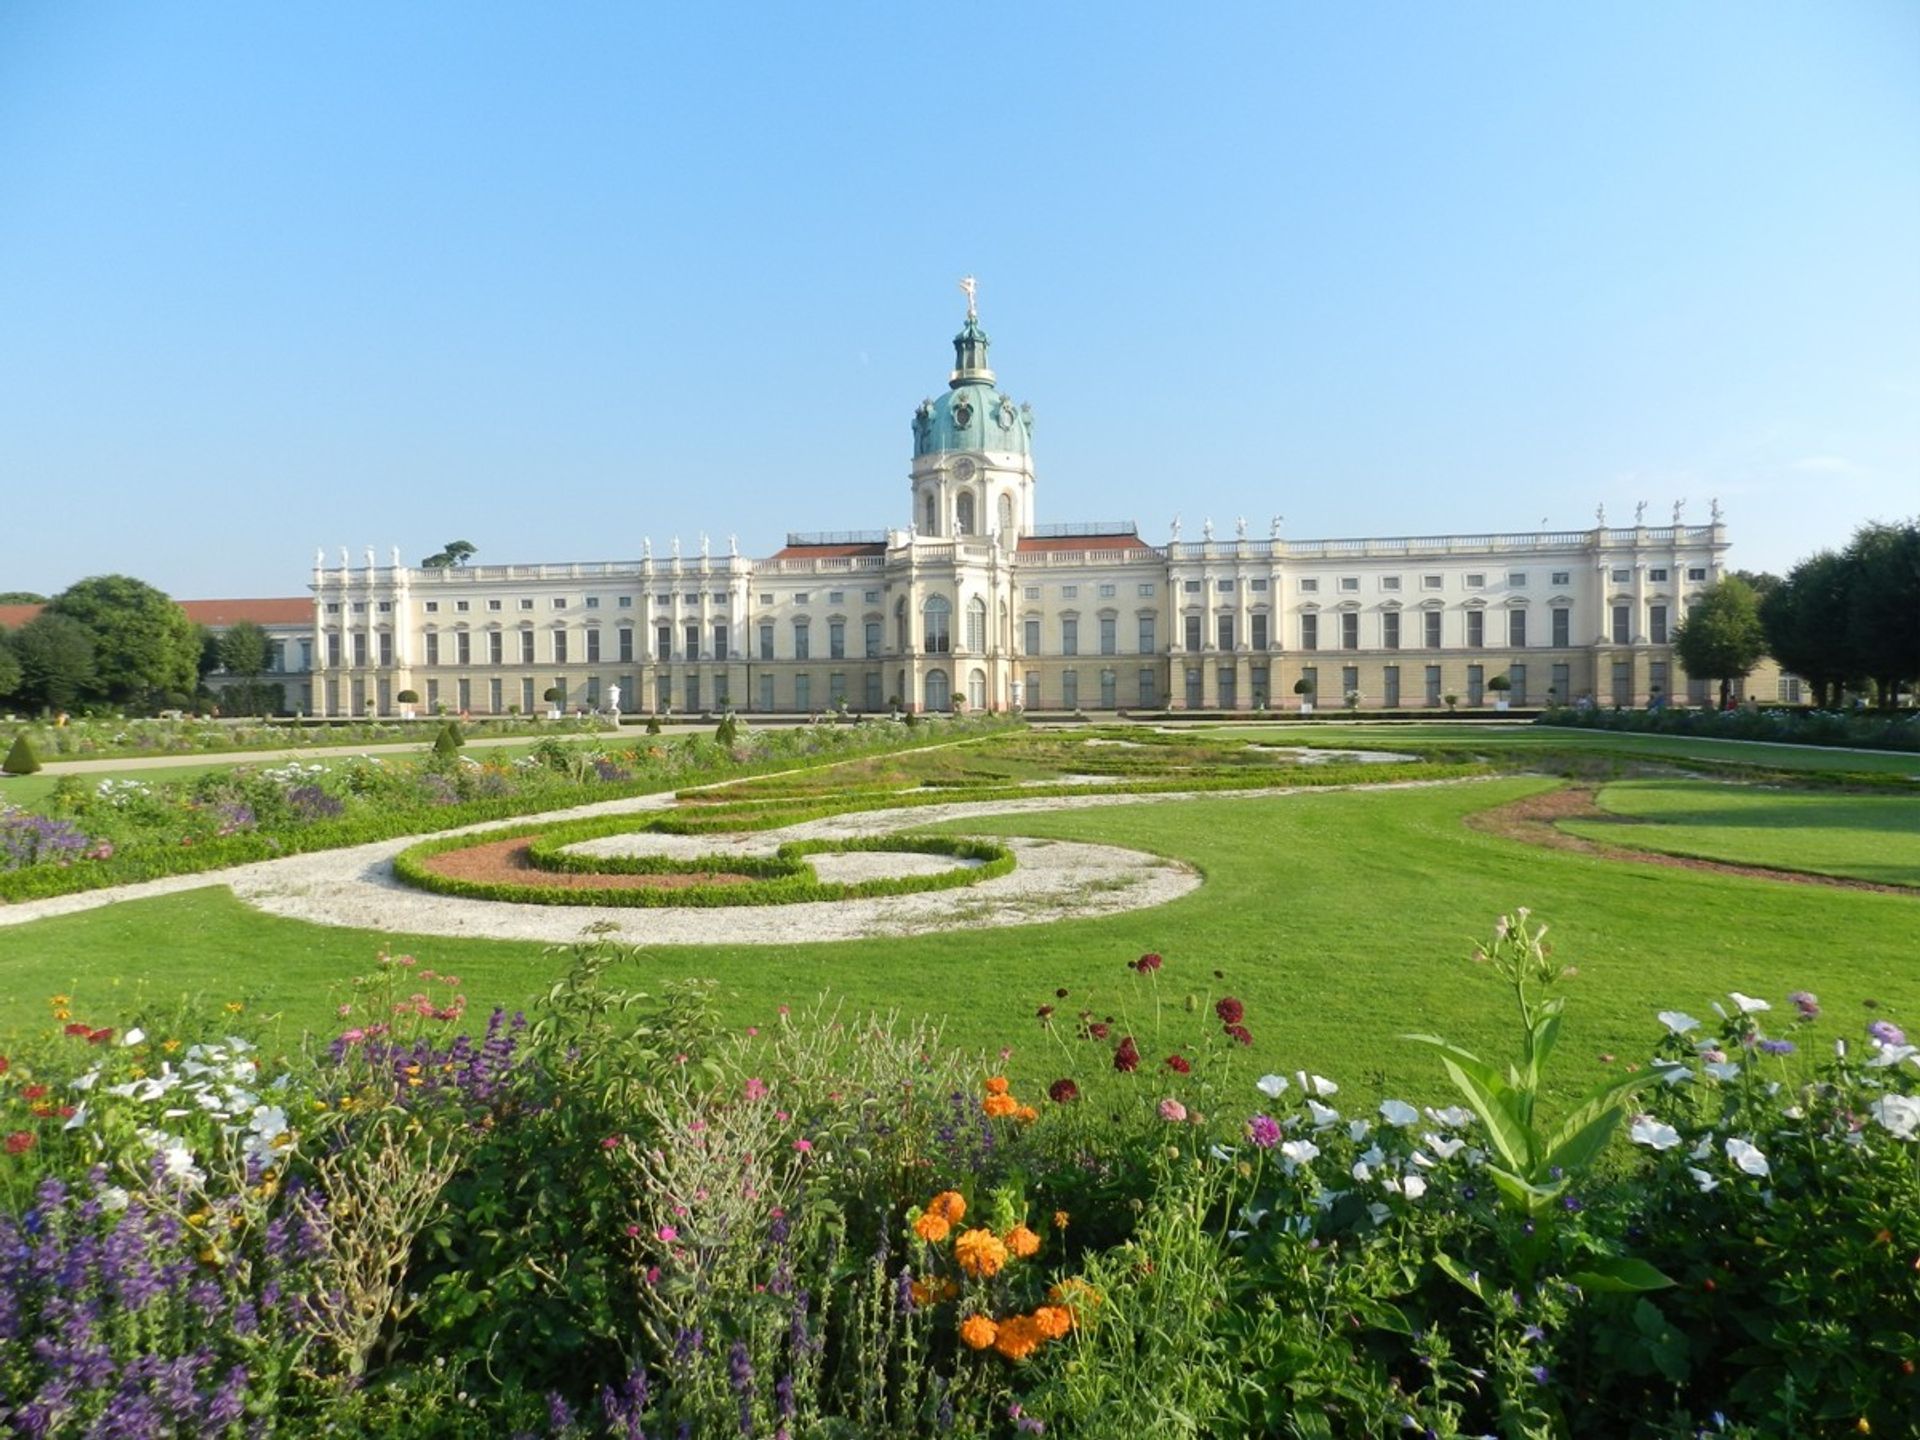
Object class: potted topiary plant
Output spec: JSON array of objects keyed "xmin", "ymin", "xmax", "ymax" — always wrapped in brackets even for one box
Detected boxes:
[
  {"xmin": 396, "ymin": 688, "xmax": 420, "ymax": 721},
  {"xmin": 543, "ymin": 686, "xmax": 563, "ymax": 720},
  {"xmin": 1344, "ymin": 689, "xmax": 1361, "ymax": 714},
  {"xmin": 1293, "ymin": 676, "xmax": 1315, "ymax": 716},
  {"xmin": 1444, "ymin": 692, "xmax": 1460, "ymax": 713},
  {"xmin": 1488, "ymin": 673, "xmax": 1512, "ymax": 712}
]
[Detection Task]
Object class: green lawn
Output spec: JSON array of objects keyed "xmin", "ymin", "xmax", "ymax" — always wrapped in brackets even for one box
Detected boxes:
[
  {"xmin": 5, "ymin": 776, "xmax": 1913, "ymax": 1104},
  {"xmin": 1561, "ymin": 778, "xmax": 1920, "ymax": 887}
]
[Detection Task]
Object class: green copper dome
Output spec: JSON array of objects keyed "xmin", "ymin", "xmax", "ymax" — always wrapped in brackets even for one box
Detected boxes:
[{"xmin": 911, "ymin": 316, "xmax": 1033, "ymax": 458}]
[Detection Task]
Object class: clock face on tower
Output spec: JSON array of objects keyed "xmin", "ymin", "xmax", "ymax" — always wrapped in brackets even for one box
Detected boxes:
[{"xmin": 952, "ymin": 458, "xmax": 976, "ymax": 482}]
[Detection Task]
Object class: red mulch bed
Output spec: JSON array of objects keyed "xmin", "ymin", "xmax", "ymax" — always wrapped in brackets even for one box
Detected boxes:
[{"xmin": 419, "ymin": 836, "xmax": 756, "ymax": 890}]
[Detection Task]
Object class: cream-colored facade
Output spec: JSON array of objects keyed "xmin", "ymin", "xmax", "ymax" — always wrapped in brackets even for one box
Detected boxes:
[{"xmin": 310, "ymin": 306, "xmax": 1731, "ymax": 717}]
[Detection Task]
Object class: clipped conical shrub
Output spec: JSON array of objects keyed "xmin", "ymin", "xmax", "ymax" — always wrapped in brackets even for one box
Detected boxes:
[
  {"xmin": 432, "ymin": 722, "xmax": 465, "ymax": 758},
  {"xmin": 2, "ymin": 734, "xmax": 40, "ymax": 776}
]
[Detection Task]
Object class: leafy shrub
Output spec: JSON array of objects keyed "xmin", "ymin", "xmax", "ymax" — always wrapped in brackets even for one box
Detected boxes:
[{"xmin": 2, "ymin": 734, "xmax": 40, "ymax": 775}]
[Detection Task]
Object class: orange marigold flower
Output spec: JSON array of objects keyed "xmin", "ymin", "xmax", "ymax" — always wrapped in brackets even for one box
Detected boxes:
[
  {"xmin": 1048, "ymin": 1278, "xmax": 1104, "ymax": 1316},
  {"xmin": 1004, "ymin": 1224, "xmax": 1041, "ymax": 1259},
  {"xmin": 930, "ymin": 1190, "xmax": 967, "ymax": 1223},
  {"xmin": 914, "ymin": 1211, "xmax": 952, "ymax": 1244},
  {"xmin": 984, "ymin": 1075, "xmax": 1011, "ymax": 1096},
  {"xmin": 910, "ymin": 1279, "xmax": 933, "ymax": 1307},
  {"xmin": 993, "ymin": 1314, "xmax": 1043, "ymax": 1362},
  {"xmin": 1014, "ymin": 1104, "xmax": 1038, "ymax": 1124},
  {"xmin": 982, "ymin": 1093, "xmax": 1019, "ymax": 1119},
  {"xmin": 1052, "ymin": 1210, "xmax": 1070, "ymax": 1231},
  {"xmin": 959, "ymin": 1314, "xmax": 998, "ymax": 1350},
  {"xmin": 1032, "ymin": 1304, "xmax": 1074, "ymax": 1339},
  {"xmin": 954, "ymin": 1227, "xmax": 1009, "ymax": 1278}
]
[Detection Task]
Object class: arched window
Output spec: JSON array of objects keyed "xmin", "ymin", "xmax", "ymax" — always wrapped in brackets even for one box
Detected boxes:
[
  {"xmin": 966, "ymin": 596, "xmax": 987, "ymax": 652},
  {"xmin": 924, "ymin": 492, "xmax": 938, "ymax": 536},
  {"xmin": 922, "ymin": 595, "xmax": 952, "ymax": 654},
  {"xmin": 925, "ymin": 669, "xmax": 951, "ymax": 711},
  {"xmin": 969, "ymin": 668, "xmax": 987, "ymax": 710},
  {"xmin": 956, "ymin": 492, "xmax": 975, "ymax": 536},
  {"xmin": 998, "ymin": 493, "xmax": 1015, "ymax": 537}
]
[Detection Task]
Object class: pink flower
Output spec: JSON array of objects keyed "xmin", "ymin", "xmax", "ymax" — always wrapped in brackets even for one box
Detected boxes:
[
  {"xmin": 792, "ymin": 1138, "xmax": 813, "ymax": 1153},
  {"xmin": 1247, "ymin": 1114, "xmax": 1282, "ymax": 1149},
  {"xmin": 336, "ymin": 1004, "xmax": 352, "ymax": 1018},
  {"xmin": 1159, "ymin": 1098, "xmax": 1189, "ymax": 1123},
  {"xmin": 746, "ymin": 1026, "xmax": 759, "ymax": 1037},
  {"xmin": 340, "ymin": 1028, "xmax": 365, "ymax": 1044},
  {"xmin": 657, "ymin": 1225, "xmax": 678, "ymax": 1242},
  {"xmin": 745, "ymin": 1077, "xmax": 769, "ymax": 1101},
  {"xmin": 601, "ymin": 1135, "xmax": 623, "ymax": 1150},
  {"xmin": 778, "ymin": 1005, "xmax": 791, "ymax": 1017},
  {"xmin": 645, "ymin": 1266, "xmax": 661, "ymax": 1286}
]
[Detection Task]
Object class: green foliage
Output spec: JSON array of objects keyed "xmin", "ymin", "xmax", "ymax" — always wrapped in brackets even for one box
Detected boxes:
[
  {"xmin": 0, "ymin": 633, "xmax": 21, "ymax": 702},
  {"xmin": 10, "ymin": 611, "xmax": 98, "ymax": 710},
  {"xmin": 0, "ymin": 590, "xmax": 48, "ymax": 604},
  {"xmin": 430, "ymin": 721, "xmax": 465, "ymax": 758},
  {"xmin": 644, "ymin": 714, "xmax": 661, "ymax": 734},
  {"xmin": 1672, "ymin": 576, "xmax": 1767, "ymax": 701},
  {"xmin": 1760, "ymin": 549, "xmax": 1860, "ymax": 708},
  {"xmin": 418, "ymin": 539, "xmax": 477, "ymax": 569},
  {"xmin": 1845, "ymin": 518, "xmax": 1920, "ymax": 704},
  {"xmin": 2, "ymin": 733, "xmax": 40, "ymax": 774},
  {"xmin": 395, "ymin": 689, "xmax": 420, "ymax": 705},
  {"xmin": 47, "ymin": 573, "xmax": 199, "ymax": 705}
]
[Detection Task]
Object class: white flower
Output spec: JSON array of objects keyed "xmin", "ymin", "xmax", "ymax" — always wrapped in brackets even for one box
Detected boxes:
[
  {"xmin": 1725, "ymin": 1137, "xmax": 1770, "ymax": 1177},
  {"xmin": 1657, "ymin": 1010, "xmax": 1702, "ymax": 1035},
  {"xmin": 70, "ymin": 1069, "xmax": 101, "ymax": 1092},
  {"xmin": 1424, "ymin": 1133, "xmax": 1467, "ymax": 1161},
  {"xmin": 1730, "ymin": 992, "xmax": 1771, "ymax": 1014},
  {"xmin": 1347, "ymin": 1119, "xmax": 1373, "ymax": 1143},
  {"xmin": 1378, "ymin": 1099, "xmax": 1419, "ymax": 1127},
  {"xmin": 1296, "ymin": 1071, "xmax": 1338, "ymax": 1096},
  {"xmin": 62, "ymin": 1103, "xmax": 88, "ymax": 1132},
  {"xmin": 1689, "ymin": 1135, "xmax": 1714, "ymax": 1160},
  {"xmin": 97, "ymin": 1186, "xmax": 130, "ymax": 1212},
  {"xmin": 1866, "ymin": 1044, "xmax": 1919, "ymax": 1070},
  {"xmin": 121, "ymin": 1027, "xmax": 146, "ymax": 1047},
  {"xmin": 1352, "ymin": 1159, "xmax": 1373, "ymax": 1182},
  {"xmin": 1383, "ymin": 1173, "xmax": 1428, "ymax": 1201},
  {"xmin": 1209, "ymin": 1143, "xmax": 1237, "ymax": 1162},
  {"xmin": 1366, "ymin": 1201, "xmax": 1392, "ymax": 1225},
  {"xmin": 1358, "ymin": 1144, "xmax": 1385, "ymax": 1167},
  {"xmin": 1628, "ymin": 1115, "xmax": 1682, "ymax": 1151},
  {"xmin": 1871, "ymin": 1093, "xmax": 1920, "ymax": 1141},
  {"xmin": 1687, "ymin": 1166, "xmax": 1720, "ymax": 1193},
  {"xmin": 1651, "ymin": 1060, "xmax": 1693, "ymax": 1087},
  {"xmin": 1305, "ymin": 1099, "xmax": 1341, "ymax": 1129},
  {"xmin": 1425, "ymin": 1106, "xmax": 1475, "ymax": 1129},
  {"xmin": 1280, "ymin": 1138, "xmax": 1321, "ymax": 1167},
  {"xmin": 1410, "ymin": 1150, "xmax": 1436, "ymax": 1170},
  {"xmin": 1703, "ymin": 1061, "xmax": 1741, "ymax": 1082},
  {"xmin": 1255, "ymin": 1073, "xmax": 1289, "ymax": 1099}
]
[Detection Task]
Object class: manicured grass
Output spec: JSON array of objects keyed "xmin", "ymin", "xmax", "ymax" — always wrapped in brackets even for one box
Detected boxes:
[
  {"xmin": 5, "ymin": 777, "xmax": 1913, "ymax": 1105},
  {"xmin": 1200, "ymin": 721, "xmax": 1920, "ymax": 775},
  {"xmin": 1560, "ymin": 778, "xmax": 1920, "ymax": 887}
]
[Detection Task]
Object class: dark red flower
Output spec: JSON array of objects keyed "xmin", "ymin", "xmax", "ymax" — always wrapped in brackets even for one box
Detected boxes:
[
  {"xmin": 1036, "ymin": 1004, "xmax": 1055, "ymax": 1021},
  {"xmin": 1214, "ymin": 997, "xmax": 1245, "ymax": 1026},
  {"xmin": 1224, "ymin": 1024, "xmax": 1253, "ymax": 1047},
  {"xmin": 1164, "ymin": 1055, "xmax": 1191, "ymax": 1074},
  {"xmin": 56, "ymin": 1106, "xmax": 75, "ymax": 1120},
  {"xmin": 1087, "ymin": 1022, "xmax": 1111, "ymax": 1042},
  {"xmin": 1113, "ymin": 1036, "xmax": 1141, "ymax": 1073},
  {"xmin": 0, "ymin": 1056, "xmax": 9, "ymax": 1075},
  {"xmin": 4, "ymin": 1131, "xmax": 33, "ymax": 1155},
  {"xmin": 1048, "ymin": 1078, "xmax": 1080, "ymax": 1104},
  {"xmin": 1055, "ymin": 988, "xmax": 1070, "ymax": 999},
  {"xmin": 87, "ymin": 1028, "xmax": 114, "ymax": 1045},
  {"xmin": 1131, "ymin": 952, "xmax": 1164, "ymax": 974},
  {"xmin": 63, "ymin": 1023, "xmax": 91, "ymax": 1037},
  {"xmin": 30, "ymin": 1105, "xmax": 54, "ymax": 1118},
  {"xmin": 21, "ymin": 1084, "xmax": 47, "ymax": 1101}
]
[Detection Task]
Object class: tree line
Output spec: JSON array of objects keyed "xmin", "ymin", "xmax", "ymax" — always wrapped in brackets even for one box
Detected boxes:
[
  {"xmin": 0, "ymin": 575, "xmax": 277, "ymax": 715},
  {"xmin": 1674, "ymin": 518, "xmax": 1919, "ymax": 708}
]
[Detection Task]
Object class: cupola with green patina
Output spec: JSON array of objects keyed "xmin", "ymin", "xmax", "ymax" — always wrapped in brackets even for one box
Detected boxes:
[{"xmin": 911, "ymin": 300, "xmax": 1033, "ymax": 460}]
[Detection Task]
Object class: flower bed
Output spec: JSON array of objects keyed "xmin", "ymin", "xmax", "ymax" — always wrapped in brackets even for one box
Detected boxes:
[
  {"xmin": 3, "ymin": 913, "xmax": 1917, "ymax": 1435},
  {"xmin": 1538, "ymin": 702, "xmax": 1920, "ymax": 753}
]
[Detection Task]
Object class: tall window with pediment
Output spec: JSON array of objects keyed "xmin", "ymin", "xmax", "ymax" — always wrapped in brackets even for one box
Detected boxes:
[
  {"xmin": 923, "ymin": 595, "xmax": 951, "ymax": 654},
  {"xmin": 966, "ymin": 597, "xmax": 986, "ymax": 652}
]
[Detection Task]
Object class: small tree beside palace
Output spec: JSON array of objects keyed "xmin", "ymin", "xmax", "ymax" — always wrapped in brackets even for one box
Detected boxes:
[
  {"xmin": 217, "ymin": 620, "xmax": 272, "ymax": 715},
  {"xmin": 1673, "ymin": 576, "xmax": 1768, "ymax": 708}
]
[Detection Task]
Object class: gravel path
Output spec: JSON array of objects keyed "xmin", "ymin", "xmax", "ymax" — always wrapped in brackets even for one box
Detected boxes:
[{"xmin": 0, "ymin": 776, "xmax": 1491, "ymax": 946}]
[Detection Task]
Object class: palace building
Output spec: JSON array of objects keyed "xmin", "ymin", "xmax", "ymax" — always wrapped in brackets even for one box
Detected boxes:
[{"xmin": 307, "ymin": 296, "xmax": 1732, "ymax": 718}]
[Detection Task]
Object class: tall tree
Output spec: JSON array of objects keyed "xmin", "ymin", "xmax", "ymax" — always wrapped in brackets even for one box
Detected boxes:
[
  {"xmin": 47, "ymin": 575, "xmax": 199, "ymax": 706},
  {"xmin": 217, "ymin": 620, "xmax": 272, "ymax": 714},
  {"xmin": 0, "ymin": 631, "xmax": 22, "ymax": 702},
  {"xmin": 1760, "ymin": 551, "xmax": 1859, "ymax": 709},
  {"xmin": 420, "ymin": 540, "xmax": 478, "ymax": 569},
  {"xmin": 1730, "ymin": 569, "xmax": 1783, "ymax": 603},
  {"xmin": 1673, "ymin": 576, "xmax": 1767, "ymax": 707},
  {"xmin": 1845, "ymin": 520, "xmax": 1920, "ymax": 707},
  {"xmin": 0, "ymin": 591, "xmax": 48, "ymax": 604},
  {"xmin": 12, "ymin": 613, "xmax": 98, "ymax": 711}
]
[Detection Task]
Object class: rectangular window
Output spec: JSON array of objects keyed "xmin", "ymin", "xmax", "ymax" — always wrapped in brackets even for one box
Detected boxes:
[
  {"xmin": 1100, "ymin": 668, "xmax": 1117, "ymax": 708},
  {"xmin": 1217, "ymin": 614, "xmax": 1235, "ymax": 651},
  {"xmin": 1508, "ymin": 610, "xmax": 1527, "ymax": 648},
  {"xmin": 1023, "ymin": 618, "xmax": 1041, "ymax": 654},
  {"xmin": 1467, "ymin": 663, "xmax": 1484, "ymax": 706},
  {"xmin": 758, "ymin": 624, "xmax": 773, "ymax": 660},
  {"xmin": 1552, "ymin": 608, "xmax": 1570, "ymax": 647},
  {"xmin": 425, "ymin": 679, "xmax": 438, "ymax": 708},
  {"xmin": 487, "ymin": 631, "xmax": 503, "ymax": 665},
  {"xmin": 1138, "ymin": 583, "xmax": 1156, "ymax": 597},
  {"xmin": 585, "ymin": 596, "xmax": 600, "ymax": 610},
  {"xmin": 685, "ymin": 624, "xmax": 700, "ymax": 659},
  {"xmin": 488, "ymin": 677, "xmax": 503, "ymax": 712},
  {"xmin": 1649, "ymin": 568, "xmax": 1668, "ymax": 583},
  {"xmin": 553, "ymin": 598, "xmax": 568, "ymax": 610},
  {"xmin": 1061, "ymin": 585, "xmax": 1078, "ymax": 600},
  {"xmin": 1550, "ymin": 571, "xmax": 1570, "ymax": 587},
  {"xmin": 829, "ymin": 672, "xmax": 847, "ymax": 707},
  {"xmin": 1138, "ymin": 668, "xmax": 1157, "ymax": 707},
  {"xmin": 1061, "ymin": 669, "xmax": 1078, "ymax": 711},
  {"xmin": 827, "ymin": 591, "xmax": 844, "ymax": 605},
  {"xmin": 586, "ymin": 629, "xmax": 601, "ymax": 664},
  {"xmin": 1465, "ymin": 573, "xmax": 1485, "ymax": 590},
  {"xmin": 1381, "ymin": 576, "xmax": 1400, "ymax": 592},
  {"xmin": 1508, "ymin": 663, "xmax": 1527, "ymax": 706},
  {"xmin": 520, "ymin": 630, "xmax": 535, "ymax": 664},
  {"xmin": 1611, "ymin": 568, "xmax": 1631, "ymax": 583},
  {"xmin": 1384, "ymin": 664, "xmax": 1401, "ymax": 707},
  {"xmin": 353, "ymin": 632, "xmax": 368, "ymax": 666},
  {"xmin": 1612, "ymin": 604, "xmax": 1631, "ymax": 645},
  {"xmin": 617, "ymin": 628, "xmax": 633, "ymax": 663},
  {"xmin": 521, "ymin": 677, "xmax": 535, "ymax": 712},
  {"xmin": 1341, "ymin": 665, "xmax": 1358, "ymax": 702},
  {"xmin": 454, "ymin": 600, "xmax": 469, "ymax": 613},
  {"xmin": 1687, "ymin": 567, "xmax": 1707, "ymax": 581},
  {"xmin": 1508, "ymin": 573, "xmax": 1527, "ymax": 588},
  {"xmin": 682, "ymin": 674, "xmax": 698, "ymax": 712},
  {"xmin": 865, "ymin": 672, "xmax": 882, "ymax": 711},
  {"xmin": 422, "ymin": 602, "xmax": 437, "ymax": 614},
  {"xmin": 1061, "ymin": 618, "xmax": 1079, "ymax": 656},
  {"xmin": 865, "ymin": 621, "xmax": 881, "ymax": 658},
  {"xmin": 714, "ymin": 623, "xmax": 729, "ymax": 658},
  {"xmin": 1340, "ymin": 612, "xmax": 1358, "ymax": 650},
  {"xmin": 1218, "ymin": 666, "xmax": 1237, "ymax": 709},
  {"xmin": 863, "ymin": 590, "xmax": 880, "ymax": 604},
  {"xmin": 793, "ymin": 622, "xmax": 810, "ymax": 660},
  {"xmin": 485, "ymin": 599, "xmax": 500, "ymax": 612},
  {"xmin": 1650, "ymin": 605, "xmax": 1669, "ymax": 645},
  {"xmin": 1551, "ymin": 662, "xmax": 1569, "ymax": 704},
  {"xmin": 1251, "ymin": 665, "xmax": 1269, "ymax": 707},
  {"xmin": 758, "ymin": 674, "xmax": 774, "ymax": 711},
  {"xmin": 1250, "ymin": 578, "xmax": 1269, "ymax": 592},
  {"xmin": 794, "ymin": 673, "xmax": 811, "ymax": 710},
  {"xmin": 1425, "ymin": 664, "xmax": 1442, "ymax": 707},
  {"xmin": 1467, "ymin": 611, "xmax": 1484, "ymax": 648},
  {"xmin": 1301, "ymin": 613, "xmax": 1318, "ymax": 651},
  {"xmin": 658, "ymin": 625, "xmax": 673, "ymax": 660},
  {"xmin": 1185, "ymin": 614, "xmax": 1203, "ymax": 651},
  {"xmin": 1137, "ymin": 616, "xmax": 1155, "ymax": 653},
  {"xmin": 1100, "ymin": 616, "xmax": 1117, "ymax": 655},
  {"xmin": 520, "ymin": 598, "xmax": 535, "ymax": 610},
  {"xmin": 793, "ymin": 593, "xmax": 810, "ymax": 606},
  {"xmin": 1612, "ymin": 660, "xmax": 1632, "ymax": 706},
  {"xmin": 714, "ymin": 672, "xmax": 730, "ymax": 708},
  {"xmin": 1422, "ymin": 575, "xmax": 1443, "ymax": 590},
  {"xmin": 1339, "ymin": 577, "xmax": 1358, "ymax": 592},
  {"xmin": 618, "ymin": 595, "xmax": 633, "ymax": 608},
  {"xmin": 1383, "ymin": 611, "xmax": 1400, "ymax": 650},
  {"xmin": 1649, "ymin": 660, "xmax": 1668, "ymax": 701},
  {"xmin": 1099, "ymin": 583, "xmax": 1117, "ymax": 598},
  {"xmin": 1424, "ymin": 610, "xmax": 1442, "ymax": 648},
  {"xmin": 1298, "ymin": 665, "xmax": 1317, "ymax": 707},
  {"xmin": 424, "ymin": 633, "xmax": 438, "ymax": 666},
  {"xmin": 1025, "ymin": 671, "xmax": 1040, "ymax": 709},
  {"xmin": 379, "ymin": 632, "xmax": 393, "ymax": 666},
  {"xmin": 1024, "ymin": 586, "xmax": 1041, "ymax": 600},
  {"xmin": 455, "ymin": 632, "xmax": 470, "ymax": 666},
  {"xmin": 1184, "ymin": 580, "xmax": 1202, "ymax": 594},
  {"xmin": 1218, "ymin": 579, "xmax": 1236, "ymax": 593},
  {"xmin": 1299, "ymin": 578, "xmax": 1319, "ymax": 593},
  {"xmin": 553, "ymin": 630, "xmax": 569, "ymax": 664},
  {"xmin": 829, "ymin": 620, "xmax": 845, "ymax": 659},
  {"xmin": 1251, "ymin": 613, "xmax": 1269, "ymax": 650}
]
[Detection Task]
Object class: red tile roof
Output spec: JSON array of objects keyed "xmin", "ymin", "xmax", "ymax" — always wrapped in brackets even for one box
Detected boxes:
[
  {"xmin": 179, "ymin": 598, "xmax": 312, "ymax": 626},
  {"xmin": 0, "ymin": 604, "xmax": 44, "ymax": 630},
  {"xmin": 770, "ymin": 542, "xmax": 888, "ymax": 560},
  {"xmin": 1014, "ymin": 533, "xmax": 1153, "ymax": 554}
]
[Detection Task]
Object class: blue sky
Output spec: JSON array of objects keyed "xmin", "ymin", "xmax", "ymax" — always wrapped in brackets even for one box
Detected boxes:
[{"xmin": 2, "ymin": 1, "xmax": 1916, "ymax": 598}]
